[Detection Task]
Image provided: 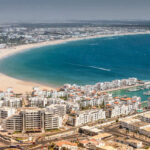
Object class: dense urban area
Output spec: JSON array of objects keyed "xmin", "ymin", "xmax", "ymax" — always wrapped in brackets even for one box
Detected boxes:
[
  {"xmin": 1, "ymin": 23, "xmax": 150, "ymax": 149},
  {"xmin": 0, "ymin": 78, "xmax": 150, "ymax": 149},
  {"xmin": 0, "ymin": 23, "xmax": 150, "ymax": 48}
]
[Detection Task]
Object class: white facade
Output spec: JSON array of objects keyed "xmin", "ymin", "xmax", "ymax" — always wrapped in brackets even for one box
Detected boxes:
[
  {"xmin": 68, "ymin": 109, "xmax": 106, "ymax": 126},
  {"xmin": 46, "ymin": 104, "xmax": 66, "ymax": 117},
  {"xmin": 0, "ymin": 107, "xmax": 16, "ymax": 119}
]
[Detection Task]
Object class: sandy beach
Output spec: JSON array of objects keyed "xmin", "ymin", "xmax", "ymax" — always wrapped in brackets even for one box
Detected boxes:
[
  {"xmin": 0, "ymin": 31, "xmax": 150, "ymax": 93},
  {"xmin": 0, "ymin": 73, "xmax": 54, "ymax": 93}
]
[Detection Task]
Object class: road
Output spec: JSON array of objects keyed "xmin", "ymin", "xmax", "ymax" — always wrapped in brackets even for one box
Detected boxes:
[{"xmin": 104, "ymin": 124, "xmax": 150, "ymax": 146}]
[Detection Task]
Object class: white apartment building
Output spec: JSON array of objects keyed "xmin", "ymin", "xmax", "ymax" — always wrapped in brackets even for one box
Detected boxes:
[
  {"xmin": 3, "ymin": 97, "xmax": 22, "ymax": 108},
  {"xmin": 107, "ymin": 104, "xmax": 136, "ymax": 118},
  {"xmin": 29, "ymin": 97, "xmax": 48, "ymax": 107},
  {"xmin": 68, "ymin": 109, "xmax": 106, "ymax": 126},
  {"xmin": 0, "ymin": 107, "xmax": 16, "ymax": 119},
  {"xmin": 0, "ymin": 44, "xmax": 6, "ymax": 49},
  {"xmin": 44, "ymin": 112, "xmax": 62, "ymax": 130},
  {"xmin": 5, "ymin": 108, "xmax": 63, "ymax": 133},
  {"xmin": 46, "ymin": 104, "xmax": 66, "ymax": 117},
  {"xmin": 6, "ymin": 113, "xmax": 23, "ymax": 132}
]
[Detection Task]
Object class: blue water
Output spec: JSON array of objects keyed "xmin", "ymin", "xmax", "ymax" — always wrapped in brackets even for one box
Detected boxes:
[
  {"xmin": 0, "ymin": 34, "xmax": 150, "ymax": 87},
  {"xmin": 111, "ymin": 88, "xmax": 150, "ymax": 102}
]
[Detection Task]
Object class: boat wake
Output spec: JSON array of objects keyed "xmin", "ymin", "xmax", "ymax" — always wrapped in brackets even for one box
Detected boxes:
[
  {"xmin": 89, "ymin": 66, "xmax": 111, "ymax": 71},
  {"xmin": 66, "ymin": 63, "xmax": 111, "ymax": 72}
]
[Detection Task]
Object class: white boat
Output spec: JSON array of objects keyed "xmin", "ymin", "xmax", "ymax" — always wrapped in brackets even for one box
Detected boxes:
[
  {"xmin": 128, "ymin": 87, "xmax": 140, "ymax": 92},
  {"xmin": 143, "ymin": 91, "xmax": 150, "ymax": 95},
  {"xmin": 144, "ymin": 84, "xmax": 150, "ymax": 89}
]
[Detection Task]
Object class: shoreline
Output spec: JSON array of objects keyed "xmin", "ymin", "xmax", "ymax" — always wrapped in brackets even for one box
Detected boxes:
[
  {"xmin": 0, "ymin": 31, "xmax": 150, "ymax": 93},
  {"xmin": 0, "ymin": 73, "xmax": 54, "ymax": 93},
  {"xmin": 0, "ymin": 31, "xmax": 150, "ymax": 60}
]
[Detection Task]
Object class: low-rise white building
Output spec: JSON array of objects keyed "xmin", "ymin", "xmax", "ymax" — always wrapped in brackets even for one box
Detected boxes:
[{"xmin": 120, "ymin": 118, "xmax": 150, "ymax": 137}]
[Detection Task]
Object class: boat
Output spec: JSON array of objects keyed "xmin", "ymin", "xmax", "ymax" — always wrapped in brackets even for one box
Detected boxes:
[
  {"xmin": 143, "ymin": 91, "xmax": 150, "ymax": 95},
  {"xmin": 127, "ymin": 87, "xmax": 140, "ymax": 92},
  {"xmin": 144, "ymin": 84, "xmax": 150, "ymax": 89}
]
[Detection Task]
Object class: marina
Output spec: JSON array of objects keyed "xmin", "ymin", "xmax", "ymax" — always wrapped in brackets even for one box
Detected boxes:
[
  {"xmin": 127, "ymin": 87, "xmax": 140, "ymax": 92},
  {"xmin": 111, "ymin": 85, "xmax": 150, "ymax": 102},
  {"xmin": 143, "ymin": 91, "xmax": 150, "ymax": 96}
]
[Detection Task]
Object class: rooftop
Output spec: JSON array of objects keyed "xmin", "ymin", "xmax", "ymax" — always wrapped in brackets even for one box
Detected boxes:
[
  {"xmin": 99, "ymin": 145, "xmax": 116, "ymax": 150},
  {"xmin": 126, "ymin": 138, "xmax": 142, "ymax": 144},
  {"xmin": 55, "ymin": 140, "xmax": 77, "ymax": 147},
  {"xmin": 141, "ymin": 126, "xmax": 150, "ymax": 132},
  {"xmin": 131, "ymin": 121, "xmax": 150, "ymax": 128},
  {"xmin": 116, "ymin": 137, "xmax": 142, "ymax": 144},
  {"xmin": 142, "ymin": 112, "xmax": 150, "ymax": 118},
  {"xmin": 80, "ymin": 126, "xmax": 102, "ymax": 133},
  {"xmin": 92, "ymin": 132, "xmax": 112, "ymax": 140},
  {"xmin": 121, "ymin": 118, "xmax": 140, "ymax": 124}
]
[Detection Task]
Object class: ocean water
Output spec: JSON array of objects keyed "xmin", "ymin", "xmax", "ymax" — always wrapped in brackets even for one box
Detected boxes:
[{"xmin": 0, "ymin": 34, "xmax": 150, "ymax": 88}]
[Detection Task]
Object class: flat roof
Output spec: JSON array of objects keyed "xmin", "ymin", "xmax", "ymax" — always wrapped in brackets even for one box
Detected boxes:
[
  {"xmin": 142, "ymin": 113, "xmax": 150, "ymax": 118},
  {"xmin": 80, "ymin": 126, "xmax": 91, "ymax": 130},
  {"xmin": 80, "ymin": 126, "xmax": 102, "ymax": 133},
  {"xmin": 116, "ymin": 137, "xmax": 142, "ymax": 144},
  {"xmin": 107, "ymin": 141, "xmax": 132, "ymax": 150},
  {"xmin": 141, "ymin": 126, "xmax": 150, "ymax": 132},
  {"xmin": 0, "ymin": 107, "xmax": 16, "ymax": 111},
  {"xmin": 99, "ymin": 145, "xmax": 116, "ymax": 150},
  {"xmin": 131, "ymin": 121, "xmax": 150, "ymax": 128},
  {"xmin": 92, "ymin": 132, "xmax": 112, "ymax": 139},
  {"xmin": 20, "ymin": 107, "xmax": 44, "ymax": 112},
  {"xmin": 126, "ymin": 139, "xmax": 142, "ymax": 144},
  {"xmin": 121, "ymin": 118, "xmax": 140, "ymax": 124}
]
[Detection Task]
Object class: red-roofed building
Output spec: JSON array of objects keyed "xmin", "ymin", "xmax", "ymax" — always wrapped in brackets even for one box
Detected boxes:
[{"xmin": 55, "ymin": 140, "xmax": 78, "ymax": 150}]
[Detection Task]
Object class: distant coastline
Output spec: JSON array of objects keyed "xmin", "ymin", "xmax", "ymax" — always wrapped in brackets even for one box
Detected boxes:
[
  {"xmin": 0, "ymin": 31, "xmax": 150, "ymax": 93},
  {"xmin": 0, "ymin": 31, "xmax": 150, "ymax": 60}
]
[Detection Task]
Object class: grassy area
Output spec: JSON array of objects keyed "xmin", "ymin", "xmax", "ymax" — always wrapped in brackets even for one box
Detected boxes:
[
  {"xmin": 15, "ymin": 137, "xmax": 28, "ymax": 141},
  {"xmin": 45, "ymin": 129, "xmax": 60, "ymax": 132},
  {"xmin": 13, "ymin": 131, "xmax": 21, "ymax": 134}
]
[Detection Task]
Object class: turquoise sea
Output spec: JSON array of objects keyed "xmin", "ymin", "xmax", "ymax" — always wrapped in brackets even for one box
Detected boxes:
[
  {"xmin": 111, "ymin": 88, "xmax": 150, "ymax": 102},
  {"xmin": 0, "ymin": 34, "xmax": 150, "ymax": 99}
]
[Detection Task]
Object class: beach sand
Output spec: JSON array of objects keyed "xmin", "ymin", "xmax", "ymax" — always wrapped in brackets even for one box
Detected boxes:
[
  {"xmin": 0, "ymin": 73, "xmax": 53, "ymax": 93},
  {"xmin": 0, "ymin": 31, "xmax": 150, "ymax": 93}
]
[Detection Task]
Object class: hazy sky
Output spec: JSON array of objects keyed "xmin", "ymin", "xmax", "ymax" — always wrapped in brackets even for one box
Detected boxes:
[{"xmin": 0, "ymin": 0, "xmax": 150, "ymax": 23}]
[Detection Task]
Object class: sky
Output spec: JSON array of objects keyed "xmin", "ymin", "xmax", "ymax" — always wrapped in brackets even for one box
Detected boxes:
[{"xmin": 0, "ymin": 0, "xmax": 150, "ymax": 23}]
